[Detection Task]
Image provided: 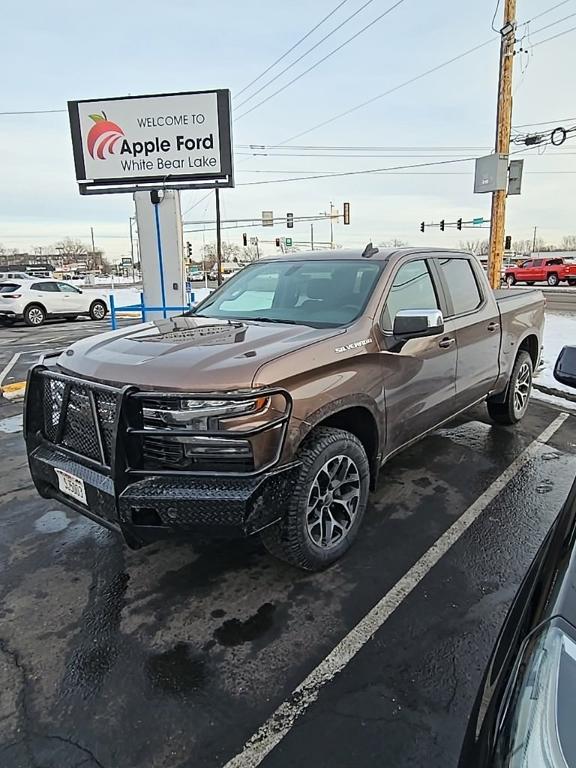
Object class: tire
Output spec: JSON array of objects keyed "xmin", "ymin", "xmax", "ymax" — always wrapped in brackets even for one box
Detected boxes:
[
  {"xmin": 506, "ymin": 274, "xmax": 516, "ymax": 286},
  {"xmin": 24, "ymin": 304, "xmax": 46, "ymax": 327},
  {"xmin": 261, "ymin": 427, "xmax": 370, "ymax": 571},
  {"xmin": 547, "ymin": 273, "xmax": 559, "ymax": 287},
  {"xmin": 527, "ymin": 281, "xmax": 535, "ymax": 285},
  {"xmin": 487, "ymin": 350, "xmax": 533, "ymax": 425},
  {"xmin": 89, "ymin": 300, "xmax": 107, "ymax": 320},
  {"xmin": 568, "ymin": 279, "xmax": 576, "ymax": 287},
  {"xmin": 0, "ymin": 316, "xmax": 15, "ymax": 326}
]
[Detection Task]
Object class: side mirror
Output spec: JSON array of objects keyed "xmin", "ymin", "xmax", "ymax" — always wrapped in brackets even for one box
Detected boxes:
[
  {"xmin": 393, "ymin": 309, "xmax": 444, "ymax": 339},
  {"xmin": 554, "ymin": 346, "xmax": 576, "ymax": 389}
]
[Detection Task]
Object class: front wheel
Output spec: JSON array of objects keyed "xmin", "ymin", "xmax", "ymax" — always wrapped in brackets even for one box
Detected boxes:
[
  {"xmin": 261, "ymin": 427, "xmax": 370, "ymax": 570},
  {"xmin": 547, "ymin": 273, "xmax": 559, "ymax": 287},
  {"xmin": 89, "ymin": 300, "xmax": 107, "ymax": 320},
  {"xmin": 487, "ymin": 350, "xmax": 533, "ymax": 425},
  {"xmin": 506, "ymin": 274, "xmax": 516, "ymax": 286}
]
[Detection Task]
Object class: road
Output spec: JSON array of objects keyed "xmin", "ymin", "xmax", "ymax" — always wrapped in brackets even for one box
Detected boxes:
[
  {"xmin": 0, "ymin": 321, "xmax": 575, "ymax": 767},
  {"xmin": 506, "ymin": 283, "xmax": 576, "ymax": 312}
]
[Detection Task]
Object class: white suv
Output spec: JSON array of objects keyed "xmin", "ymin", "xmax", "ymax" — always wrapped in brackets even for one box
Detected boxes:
[{"xmin": 0, "ymin": 280, "xmax": 108, "ymax": 327}]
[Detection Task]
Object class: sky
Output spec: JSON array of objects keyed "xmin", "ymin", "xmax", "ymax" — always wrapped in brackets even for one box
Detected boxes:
[{"xmin": 0, "ymin": 0, "xmax": 575, "ymax": 261}]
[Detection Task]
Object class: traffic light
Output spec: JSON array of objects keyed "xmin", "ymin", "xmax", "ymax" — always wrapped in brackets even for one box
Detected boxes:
[
  {"xmin": 505, "ymin": 235, "xmax": 512, "ymax": 250},
  {"xmin": 275, "ymin": 237, "xmax": 281, "ymax": 247},
  {"xmin": 457, "ymin": 218, "xmax": 462, "ymax": 230},
  {"xmin": 440, "ymin": 220, "xmax": 445, "ymax": 232},
  {"xmin": 343, "ymin": 202, "xmax": 350, "ymax": 225},
  {"xmin": 242, "ymin": 232, "xmax": 248, "ymax": 247},
  {"xmin": 420, "ymin": 222, "xmax": 425, "ymax": 233},
  {"xmin": 287, "ymin": 212, "xmax": 294, "ymax": 229},
  {"xmin": 186, "ymin": 241, "xmax": 192, "ymax": 258}
]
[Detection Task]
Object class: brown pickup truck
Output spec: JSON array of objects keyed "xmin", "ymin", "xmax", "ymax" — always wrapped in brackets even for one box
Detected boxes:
[{"xmin": 25, "ymin": 247, "xmax": 544, "ymax": 570}]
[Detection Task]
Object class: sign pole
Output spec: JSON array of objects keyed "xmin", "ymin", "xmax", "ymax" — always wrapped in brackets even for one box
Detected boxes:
[
  {"xmin": 487, "ymin": 0, "xmax": 516, "ymax": 289},
  {"xmin": 215, "ymin": 187, "xmax": 223, "ymax": 286}
]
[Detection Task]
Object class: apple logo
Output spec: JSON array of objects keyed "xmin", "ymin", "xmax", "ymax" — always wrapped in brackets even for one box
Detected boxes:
[{"xmin": 87, "ymin": 112, "xmax": 125, "ymax": 160}]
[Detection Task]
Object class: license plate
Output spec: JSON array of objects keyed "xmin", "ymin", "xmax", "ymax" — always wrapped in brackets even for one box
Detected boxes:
[{"xmin": 55, "ymin": 469, "xmax": 87, "ymax": 506}]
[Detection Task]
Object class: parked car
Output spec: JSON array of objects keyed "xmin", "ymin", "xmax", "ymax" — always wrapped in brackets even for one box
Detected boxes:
[
  {"xmin": 0, "ymin": 271, "xmax": 34, "ymax": 280},
  {"xmin": 25, "ymin": 247, "xmax": 544, "ymax": 569},
  {"xmin": 0, "ymin": 279, "xmax": 108, "ymax": 326},
  {"xmin": 459, "ymin": 344, "xmax": 576, "ymax": 768},
  {"xmin": 505, "ymin": 257, "xmax": 576, "ymax": 287},
  {"xmin": 189, "ymin": 271, "xmax": 206, "ymax": 282}
]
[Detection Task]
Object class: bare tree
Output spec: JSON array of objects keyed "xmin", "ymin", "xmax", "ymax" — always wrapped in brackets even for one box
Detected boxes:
[
  {"xmin": 53, "ymin": 237, "xmax": 89, "ymax": 257},
  {"xmin": 202, "ymin": 241, "xmax": 242, "ymax": 268},
  {"xmin": 378, "ymin": 238, "xmax": 408, "ymax": 248},
  {"xmin": 242, "ymin": 245, "xmax": 260, "ymax": 262},
  {"xmin": 561, "ymin": 235, "xmax": 576, "ymax": 251}
]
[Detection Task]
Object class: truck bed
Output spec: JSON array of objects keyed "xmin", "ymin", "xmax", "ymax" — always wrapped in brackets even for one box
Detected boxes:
[{"xmin": 494, "ymin": 288, "xmax": 545, "ymax": 370}]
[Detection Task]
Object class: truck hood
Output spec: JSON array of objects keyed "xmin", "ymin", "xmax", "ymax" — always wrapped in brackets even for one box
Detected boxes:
[{"xmin": 58, "ymin": 315, "xmax": 344, "ymax": 391}]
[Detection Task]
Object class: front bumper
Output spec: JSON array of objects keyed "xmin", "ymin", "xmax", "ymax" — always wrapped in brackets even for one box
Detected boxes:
[{"xmin": 24, "ymin": 366, "xmax": 297, "ymax": 547}]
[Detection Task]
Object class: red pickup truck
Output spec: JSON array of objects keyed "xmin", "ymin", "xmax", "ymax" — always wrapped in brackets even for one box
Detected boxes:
[{"xmin": 505, "ymin": 257, "xmax": 576, "ymax": 287}]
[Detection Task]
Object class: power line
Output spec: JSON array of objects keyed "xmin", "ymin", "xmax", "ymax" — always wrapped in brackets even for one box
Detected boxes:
[
  {"xmin": 235, "ymin": 0, "xmax": 352, "ymax": 98},
  {"xmin": 235, "ymin": 0, "xmax": 408, "ymax": 120},
  {"xmin": 275, "ymin": 36, "xmax": 496, "ymax": 144},
  {"xmin": 237, "ymin": 144, "xmax": 492, "ymax": 150},
  {"xmin": 513, "ymin": 116, "xmax": 576, "ymax": 127},
  {"xmin": 273, "ymin": 7, "xmax": 575, "ymax": 146},
  {"xmin": 525, "ymin": 0, "xmax": 575, "ymax": 22},
  {"xmin": 526, "ymin": 10, "xmax": 576, "ymax": 37},
  {"xmin": 531, "ymin": 22, "xmax": 576, "ymax": 46},
  {"xmin": 235, "ymin": 0, "xmax": 377, "ymax": 108},
  {"xmin": 0, "ymin": 108, "xmax": 66, "ymax": 116}
]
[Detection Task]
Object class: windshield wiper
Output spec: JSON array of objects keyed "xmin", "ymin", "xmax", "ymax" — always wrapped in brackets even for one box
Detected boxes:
[{"xmin": 246, "ymin": 317, "xmax": 302, "ymax": 325}]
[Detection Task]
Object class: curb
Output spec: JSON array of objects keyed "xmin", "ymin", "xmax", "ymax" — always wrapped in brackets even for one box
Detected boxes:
[{"xmin": 1, "ymin": 381, "xmax": 26, "ymax": 401}]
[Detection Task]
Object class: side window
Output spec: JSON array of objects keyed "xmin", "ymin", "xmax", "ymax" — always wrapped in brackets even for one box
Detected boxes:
[
  {"xmin": 521, "ymin": 261, "xmax": 532, "ymax": 268},
  {"xmin": 31, "ymin": 282, "xmax": 58, "ymax": 292},
  {"xmin": 382, "ymin": 259, "xmax": 439, "ymax": 331},
  {"xmin": 532, "ymin": 259, "xmax": 543, "ymax": 267},
  {"xmin": 437, "ymin": 258, "xmax": 482, "ymax": 316},
  {"xmin": 58, "ymin": 282, "xmax": 81, "ymax": 294}
]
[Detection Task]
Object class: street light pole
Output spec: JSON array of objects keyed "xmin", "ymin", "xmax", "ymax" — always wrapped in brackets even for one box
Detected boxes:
[
  {"xmin": 532, "ymin": 226, "xmax": 538, "ymax": 254},
  {"xmin": 311, "ymin": 223, "xmax": 314, "ymax": 251},
  {"xmin": 330, "ymin": 201, "xmax": 334, "ymax": 249}
]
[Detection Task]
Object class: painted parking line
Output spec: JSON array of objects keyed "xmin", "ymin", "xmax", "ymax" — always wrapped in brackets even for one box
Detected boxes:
[
  {"xmin": 223, "ymin": 412, "xmax": 570, "ymax": 768},
  {"xmin": 0, "ymin": 352, "xmax": 21, "ymax": 387}
]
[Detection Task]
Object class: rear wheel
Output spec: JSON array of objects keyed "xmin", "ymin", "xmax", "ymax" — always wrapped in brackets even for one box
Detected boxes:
[
  {"xmin": 89, "ymin": 300, "xmax": 107, "ymax": 320},
  {"xmin": 506, "ymin": 274, "xmax": 516, "ymax": 286},
  {"xmin": 547, "ymin": 273, "xmax": 559, "ymax": 287},
  {"xmin": 527, "ymin": 281, "xmax": 535, "ymax": 285},
  {"xmin": 568, "ymin": 279, "xmax": 576, "ymax": 287},
  {"xmin": 261, "ymin": 427, "xmax": 370, "ymax": 570},
  {"xmin": 487, "ymin": 350, "xmax": 533, "ymax": 425},
  {"xmin": 24, "ymin": 304, "xmax": 46, "ymax": 327}
]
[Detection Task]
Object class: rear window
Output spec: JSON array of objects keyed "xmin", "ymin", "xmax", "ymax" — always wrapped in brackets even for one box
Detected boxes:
[
  {"xmin": 0, "ymin": 283, "xmax": 21, "ymax": 293},
  {"xmin": 437, "ymin": 258, "xmax": 483, "ymax": 316}
]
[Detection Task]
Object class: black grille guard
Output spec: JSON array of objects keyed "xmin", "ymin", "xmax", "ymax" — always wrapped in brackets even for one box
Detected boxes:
[{"xmin": 24, "ymin": 365, "xmax": 293, "ymax": 481}]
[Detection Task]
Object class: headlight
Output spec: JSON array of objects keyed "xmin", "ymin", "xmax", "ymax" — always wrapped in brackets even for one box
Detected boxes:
[
  {"xmin": 142, "ymin": 396, "xmax": 269, "ymax": 430},
  {"xmin": 495, "ymin": 621, "xmax": 576, "ymax": 767}
]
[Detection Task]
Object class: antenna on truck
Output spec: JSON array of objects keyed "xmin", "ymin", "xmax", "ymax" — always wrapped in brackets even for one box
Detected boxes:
[{"xmin": 362, "ymin": 242, "xmax": 379, "ymax": 258}]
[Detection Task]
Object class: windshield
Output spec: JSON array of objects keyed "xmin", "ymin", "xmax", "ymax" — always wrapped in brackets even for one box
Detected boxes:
[{"xmin": 191, "ymin": 259, "xmax": 382, "ymax": 328}]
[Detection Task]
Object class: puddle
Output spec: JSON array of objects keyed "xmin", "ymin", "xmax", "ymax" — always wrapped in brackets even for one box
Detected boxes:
[
  {"xmin": 214, "ymin": 603, "xmax": 276, "ymax": 647},
  {"xmin": 35, "ymin": 510, "xmax": 71, "ymax": 534},
  {"xmin": 0, "ymin": 414, "xmax": 23, "ymax": 434},
  {"xmin": 145, "ymin": 642, "xmax": 206, "ymax": 694}
]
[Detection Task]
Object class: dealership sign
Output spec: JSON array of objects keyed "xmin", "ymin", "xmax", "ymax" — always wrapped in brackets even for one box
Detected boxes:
[{"xmin": 68, "ymin": 89, "xmax": 233, "ymax": 194}]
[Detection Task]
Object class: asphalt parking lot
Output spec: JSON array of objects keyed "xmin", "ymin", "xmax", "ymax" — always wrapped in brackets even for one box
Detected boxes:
[{"xmin": 1, "ymin": 318, "xmax": 576, "ymax": 768}]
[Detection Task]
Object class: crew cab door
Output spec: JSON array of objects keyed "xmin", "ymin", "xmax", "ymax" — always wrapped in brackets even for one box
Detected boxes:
[
  {"xmin": 431, "ymin": 255, "xmax": 500, "ymax": 410},
  {"xmin": 376, "ymin": 256, "xmax": 457, "ymax": 453}
]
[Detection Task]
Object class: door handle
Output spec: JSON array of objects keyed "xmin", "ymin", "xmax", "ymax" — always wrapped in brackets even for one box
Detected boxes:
[
  {"xmin": 487, "ymin": 322, "xmax": 500, "ymax": 332},
  {"xmin": 438, "ymin": 337, "xmax": 455, "ymax": 349}
]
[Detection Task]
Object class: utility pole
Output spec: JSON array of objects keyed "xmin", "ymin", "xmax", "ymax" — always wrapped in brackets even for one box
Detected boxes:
[
  {"xmin": 487, "ymin": 0, "xmax": 516, "ymax": 289},
  {"xmin": 311, "ymin": 223, "xmax": 314, "ymax": 251},
  {"xmin": 532, "ymin": 226, "xmax": 538, "ymax": 254}
]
